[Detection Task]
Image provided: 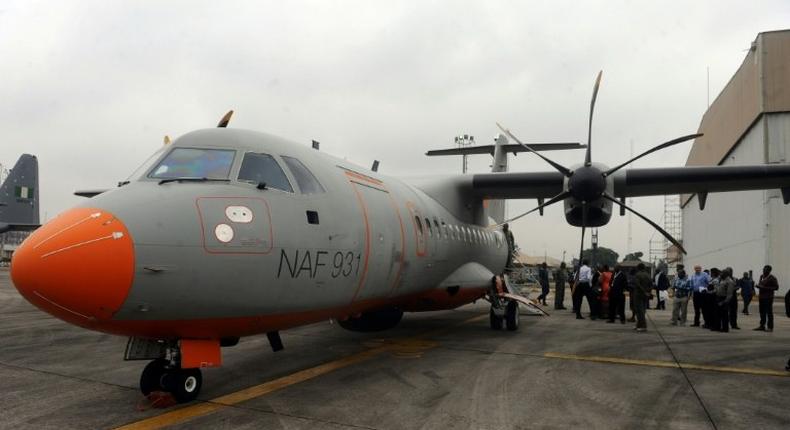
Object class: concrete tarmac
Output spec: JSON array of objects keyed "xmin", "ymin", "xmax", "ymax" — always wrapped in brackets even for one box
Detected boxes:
[{"xmin": 1, "ymin": 268, "xmax": 789, "ymax": 430}]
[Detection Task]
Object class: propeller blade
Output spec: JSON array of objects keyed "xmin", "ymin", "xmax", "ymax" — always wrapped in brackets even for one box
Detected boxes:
[
  {"xmin": 217, "ymin": 110, "xmax": 234, "ymax": 128},
  {"xmin": 573, "ymin": 204, "xmax": 587, "ymax": 285},
  {"xmin": 585, "ymin": 71, "xmax": 602, "ymax": 166},
  {"xmin": 603, "ymin": 133, "xmax": 703, "ymax": 177},
  {"xmin": 496, "ymin": 122, "xmax": 573, "ymax": 177},
  {"xmin": 602, "ymin": 193, "xmax": 687, "ymax": 254},
  {"xmin": 493, "ymin": 191, "xmax": 570, "ymax": 227}
]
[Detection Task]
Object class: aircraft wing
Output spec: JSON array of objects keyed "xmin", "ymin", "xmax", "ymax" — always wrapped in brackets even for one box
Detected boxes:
[
  {"xmin": 472, "ymin": 171, "xmax": 565, "ymax": 199},
  {"xmin": 471, "ymin": 164, "xmax": 790, "ymax": 202},
  {"xmin": 611, "ymin": 165, "xmax": 790, "ymax": 201}
]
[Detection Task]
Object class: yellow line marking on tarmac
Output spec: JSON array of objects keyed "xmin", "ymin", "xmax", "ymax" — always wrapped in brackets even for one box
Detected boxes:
[
  {"xmin": 115, "ymin": 314, "xmax": 486, "ymax": 430},
  {"xmin": 543, "ymin": 352, "xmax": 790, "ymax": 377}
]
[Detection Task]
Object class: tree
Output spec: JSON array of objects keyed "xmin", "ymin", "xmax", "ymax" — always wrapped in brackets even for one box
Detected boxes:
[
  {"xmin": 581, "ymin": 246, "xmax": 619, "ymax": 268},
  {"xmin": 623, "ymin": 252, "xmax": 644, "ymax": 261}
]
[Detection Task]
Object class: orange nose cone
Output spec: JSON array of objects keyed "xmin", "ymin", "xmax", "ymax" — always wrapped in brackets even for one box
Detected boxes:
[{"xmin": 11, "ymin": 207, "xmax": 135, "ymax": 327}]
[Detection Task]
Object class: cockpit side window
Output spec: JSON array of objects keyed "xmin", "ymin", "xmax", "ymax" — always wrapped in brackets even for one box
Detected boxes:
[
  {"xmin": 238, "ymin": 153, "xmax": 294, "ymax": 192},
  {"xmin": 281, "ymin": 156, "xmax": 326, "ymax": 194},
  {"xmin": 149, "ymin": 148, "xmax": 235, "ymax": 180}
]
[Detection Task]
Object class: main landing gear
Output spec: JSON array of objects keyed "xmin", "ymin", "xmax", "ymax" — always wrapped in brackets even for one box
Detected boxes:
[
  {"xmin": 490, "ymin": 299, "xmax": 520, "ymax": 331},
  {"xmin": 488, "ymin": 275, "xmax": 520, "ymax": 331}
]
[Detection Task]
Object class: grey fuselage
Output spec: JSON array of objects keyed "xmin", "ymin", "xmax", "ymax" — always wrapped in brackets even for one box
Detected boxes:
[{"xmin": 61, "ymin": 129, "xmax": 507, "ymax": 338}]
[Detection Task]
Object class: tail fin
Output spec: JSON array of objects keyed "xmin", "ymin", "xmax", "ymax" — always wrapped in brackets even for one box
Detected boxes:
[
  {"xmin": 486, "ymin": 134, "xmax": 509, "ymax": 224},
  {"xmin": 0, "ymin": 154, "xmax": 39, "ymax": 233}
]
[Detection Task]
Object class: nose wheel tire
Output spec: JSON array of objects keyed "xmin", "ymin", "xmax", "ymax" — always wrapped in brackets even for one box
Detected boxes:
[
  {"xmin": 165, "ymin": 368, "xmax": 203, "ymax": 403},
  {"xmin": 140, "ymin": 358, "xmax": 169, "ymax": 396},
  {"xmin": 140, "ymin": 359, "xmax": 203, "ymax": 403}
]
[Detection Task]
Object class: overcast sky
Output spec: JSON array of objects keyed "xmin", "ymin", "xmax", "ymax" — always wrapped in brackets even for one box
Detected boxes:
[{"xmin": 1, "ymin": 0, "xmax": 789, "ymax": 261}]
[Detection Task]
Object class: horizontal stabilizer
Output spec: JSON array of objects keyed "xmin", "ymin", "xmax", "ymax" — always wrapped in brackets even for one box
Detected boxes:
[{"xmin": 426, "ymin": 143, "xmax": 584, "ymax": 157}]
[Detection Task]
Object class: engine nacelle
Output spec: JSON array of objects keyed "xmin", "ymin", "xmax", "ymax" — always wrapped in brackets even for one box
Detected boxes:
[{"xmin": 563, "ymin": 197, "xmax": 613, "ymax": 227}]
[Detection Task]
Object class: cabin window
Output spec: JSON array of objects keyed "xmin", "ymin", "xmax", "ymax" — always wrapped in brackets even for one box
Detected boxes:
[
  {"xmin": 281, "ymin": 156, "xmax": 326, "ymax": 194},
  {"xmin": 415, "ymin": 216, "xmax": 423, "ymax": 236},
  {"xmin": 425, "ymin": 218, "xmax": 432, "ymax": 237},
  {"xmin": 238, "ymin": 153, "xmax": 294, "ymax": 192},
  {"xmin": 433, "ymin": 219, "xmax": 441, "ymax": 238},
  {"xmin": 149, "ymin": 147, "xmax": 235, "ymax": 180}
]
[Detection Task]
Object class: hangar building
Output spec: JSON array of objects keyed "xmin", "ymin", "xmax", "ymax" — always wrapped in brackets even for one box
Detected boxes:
[{"xmin": 682, "ymin": 30, "xmax": 790, "ymax": 293}]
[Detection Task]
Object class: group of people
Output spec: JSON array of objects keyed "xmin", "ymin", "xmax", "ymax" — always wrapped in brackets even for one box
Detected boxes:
[
  {"xmin": 678, "ymin": 264, "xmax": 779, "ymax": 332},
  {"xmin": 541, "ymin": 260, "xmax": 783, "ymax": 334}
]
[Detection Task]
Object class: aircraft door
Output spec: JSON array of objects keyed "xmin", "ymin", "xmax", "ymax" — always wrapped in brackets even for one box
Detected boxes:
[{"xmin": 345, "ymin": 172, "xmax": 405, "ymax": 302}]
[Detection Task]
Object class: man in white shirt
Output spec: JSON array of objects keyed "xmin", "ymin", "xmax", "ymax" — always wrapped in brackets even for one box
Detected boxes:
[{"xmin": 573, "ymin": 259, "xmax": 595, "ymax": 319}]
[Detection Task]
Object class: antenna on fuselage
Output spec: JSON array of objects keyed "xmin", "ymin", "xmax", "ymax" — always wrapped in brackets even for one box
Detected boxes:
[
  {"xmin": 371, "ymin": 160, "xmax": 380, "ymax": 172},
  {"xmin": 312, "ymin": 140, "xmax": 320, "ymax": 150},
  {"xmin": 217, "ymin": 110, "xmax": 234, "ymax": 128}
]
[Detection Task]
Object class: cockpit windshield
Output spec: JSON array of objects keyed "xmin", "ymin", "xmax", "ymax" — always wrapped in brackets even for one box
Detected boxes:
[{"xmin": 148, "ymin": 148, "xmax": 236, "ymax": 180}]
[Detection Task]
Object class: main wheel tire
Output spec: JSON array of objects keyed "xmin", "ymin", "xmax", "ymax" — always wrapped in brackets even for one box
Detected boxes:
[
  {"xmin": 490, "ymin": 308, "xmax": 504, "ymax": 330},
  {"xmin": 140, "ymin": 358, "xmax": 169, "ymax": 396},
  {"xmin": 165, "ymin": 368, "xmax": 203, "ymax": 403},
  {"xmin": 505, "ymin": 301, "xmax": 520, "ymax": 331}
]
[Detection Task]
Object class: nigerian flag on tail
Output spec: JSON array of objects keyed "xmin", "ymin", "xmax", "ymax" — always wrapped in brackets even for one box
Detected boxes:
[{"xmin": 15, "ymin": 186, "xmax": 33, "ymax": 199}]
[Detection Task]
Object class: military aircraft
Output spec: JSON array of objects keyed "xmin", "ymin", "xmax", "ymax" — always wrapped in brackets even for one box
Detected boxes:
[
  {"xmin": 0, "ymin": 154, "xmax": 39, "ymax": 234},
  {"xmin": 10, "ymin": 72, "xmax": 790, "ymax": 403}
]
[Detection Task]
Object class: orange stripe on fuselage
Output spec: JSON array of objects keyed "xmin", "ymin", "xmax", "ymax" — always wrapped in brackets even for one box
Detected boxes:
[
  {"xmin": 339, "ymin": 168, "xmax": 384, "ymax": 186},
  {"xmin": 386, "ymin": 191, "xmax": 406, "ymax": 293},
  {"xmin": 345, "ymin": 174, "xmax": 371, "ymax": 303}
]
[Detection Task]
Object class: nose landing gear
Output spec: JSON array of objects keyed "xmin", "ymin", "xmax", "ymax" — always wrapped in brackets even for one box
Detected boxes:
[
  {"xmin": 126, "ymin": 337, "xmax": 218, "ymax": 404},
  {"xmin": 140, "ymin": 358, "xmax": 203, "ymax": 403}
]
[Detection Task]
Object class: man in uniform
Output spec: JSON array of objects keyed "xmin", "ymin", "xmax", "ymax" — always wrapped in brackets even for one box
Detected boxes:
[
  {"xmin": 634, "ymin": 263, "xmax": 652, "ymax": 332},
  {"xmin": 715, "ymin": 268, "xmax": 736, "ymax": 332},
  {"xmin": 554, "ymin": 262, "xmax": 568, "ymax": 310},
  {"xmin": 537, "ymin": 262, "xmax": 550, "ymax": 306}
]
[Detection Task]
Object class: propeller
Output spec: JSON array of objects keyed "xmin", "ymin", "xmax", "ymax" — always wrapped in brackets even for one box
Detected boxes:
[
  {"xmin": 495, "ymin": 71, "xmax": 698, "ymax": 256},
  {"xmin": 603, "ymin": 133, "xmax": 702, "ymax": 177},
  {"xmin": 602, "ymin": 194, "xmax": 686, "ymax": 254},
  {"xmin": 585, "ymin": 71, "xmax": 602, "ymax": 167},
  {"xmin": 496, "ymin": 122, "xmax": 573, "ymax": 177}
]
